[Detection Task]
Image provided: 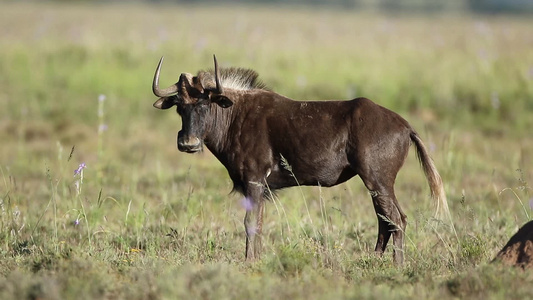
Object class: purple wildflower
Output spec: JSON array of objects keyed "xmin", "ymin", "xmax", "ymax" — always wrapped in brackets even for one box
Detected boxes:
[
  {"xmin": 98, "ymin": 124, "xmax": 108, "ymax": 132},
  {"xmin": 241, "ymin": 197, "xmax": 254, "ymax": 211},
  {"xmin": 529, "ymin": 198, "xmax": 533, "ymax": 211},
  {"xmin": 74, "ymin": 163, "xmax": 86, "ymax": 176},
  {"xmin": 74, "ymin": 218, "xmax": 80, "ymax": 226}
]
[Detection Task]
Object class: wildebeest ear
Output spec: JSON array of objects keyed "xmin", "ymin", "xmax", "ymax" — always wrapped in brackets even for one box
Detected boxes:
[
  {"xmin": 211, "ymin": 95, "xmax": 233, "ymax": 108},
  {"xmin": 153, "ymin": 96, "xmax": 176, "ymax": 110}
]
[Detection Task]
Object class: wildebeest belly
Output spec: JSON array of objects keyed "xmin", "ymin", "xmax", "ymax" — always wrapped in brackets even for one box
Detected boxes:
[{"xmin": 265, "ymin": 150, "xmax": 355, "ymax": 189}]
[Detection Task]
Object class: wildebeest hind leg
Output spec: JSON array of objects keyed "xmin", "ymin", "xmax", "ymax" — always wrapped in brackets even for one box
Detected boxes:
[
  {"xmin": 371, "ymin": 190, "xmax": 406, "ymax": 265},
  {"xmin": 372, "ymin": 194, "xmax": 392, "ymax": 256},
  {"xmin": 360, "ymin": 175, "xmax": 407, "ymax": 265}
]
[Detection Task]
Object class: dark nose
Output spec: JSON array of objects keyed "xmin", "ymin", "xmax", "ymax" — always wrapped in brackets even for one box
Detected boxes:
[{"xmin": 177, "ymin": 132, "xmax": 202, "ymax": 153}]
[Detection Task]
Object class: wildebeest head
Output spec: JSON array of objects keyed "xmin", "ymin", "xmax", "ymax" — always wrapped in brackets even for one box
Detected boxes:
[{"xmin": 152, "ymin": 55, "xmax": 233, "ymax": 153}]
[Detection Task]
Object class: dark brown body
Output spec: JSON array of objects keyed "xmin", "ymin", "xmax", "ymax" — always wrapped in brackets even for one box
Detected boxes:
[
  {"xmin": 152, "ymin": 56, "xmax": 449, "ymax": 265},
  {"xmin": 205, "ymin": 93, "xmax": 410, "ymax": 192}
]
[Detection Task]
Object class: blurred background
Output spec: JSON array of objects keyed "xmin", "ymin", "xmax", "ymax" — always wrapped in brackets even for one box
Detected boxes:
[
  {"xmin": 0, "ymin": 0, "xmax": 532, "ymax": 297},
  {"xmin": 2, "ymin": 0, "xmax": 531, "ymax": 154},
  {"xmin": 45, "ymin": 0, "xmax": 533, "ymax": 14}
]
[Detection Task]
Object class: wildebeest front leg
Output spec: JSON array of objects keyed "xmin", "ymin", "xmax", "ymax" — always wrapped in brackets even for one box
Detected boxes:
[{"xmin": 244, "ymin": 182, "xmax": 265, "ymax": 261}]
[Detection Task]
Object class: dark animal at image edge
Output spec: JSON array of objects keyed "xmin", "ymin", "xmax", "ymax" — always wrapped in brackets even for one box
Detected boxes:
[{"xmin": 152, "ymin": 55, "xmax": 450, "ymax": 265}]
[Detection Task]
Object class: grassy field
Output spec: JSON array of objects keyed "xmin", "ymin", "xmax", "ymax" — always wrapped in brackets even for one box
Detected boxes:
[{"xmin": 1, "ymin": 2, "xmax": 532, "ymax": 299}]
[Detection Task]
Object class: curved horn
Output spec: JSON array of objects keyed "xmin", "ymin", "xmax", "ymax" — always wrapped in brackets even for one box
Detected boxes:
[
  {"xmin": 213, "ymin": 54, "xmax": 223, "ymax": 94},
  {"xmin": 152, "ymin": 56, "xmax": 179, "ymax": 97}
]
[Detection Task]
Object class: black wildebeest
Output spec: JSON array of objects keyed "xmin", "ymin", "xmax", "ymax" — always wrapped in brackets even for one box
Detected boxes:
[{"xmin": 152, "ymin": 55, "xmax": 449, "ymax": 265}]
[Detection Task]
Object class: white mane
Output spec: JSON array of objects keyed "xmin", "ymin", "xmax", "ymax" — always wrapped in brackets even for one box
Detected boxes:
[{"xmin": 211, "ymin": 67, "xmax": 268, "ymax": 91}]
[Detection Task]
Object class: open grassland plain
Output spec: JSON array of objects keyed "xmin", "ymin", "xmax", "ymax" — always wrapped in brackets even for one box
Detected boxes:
[{"xmin": 1, "ymin": 2, "xmax": 532, "ymax": 299}]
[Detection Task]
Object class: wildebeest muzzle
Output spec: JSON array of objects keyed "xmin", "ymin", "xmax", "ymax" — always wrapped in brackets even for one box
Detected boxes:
[{"xmin": 177, "ymin": 131, "xmax": 202, "ymax": 153}]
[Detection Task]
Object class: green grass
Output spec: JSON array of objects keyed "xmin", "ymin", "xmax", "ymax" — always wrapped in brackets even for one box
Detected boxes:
[{"xmin": 1, "ymin": 2, "xmax": 532, "ymax": 299}]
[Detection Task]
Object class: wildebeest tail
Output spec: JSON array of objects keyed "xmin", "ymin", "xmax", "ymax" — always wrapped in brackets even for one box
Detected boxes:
[{"xmin": 410, "ymin": 131, "xmax": 451, "ymax": 221}]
